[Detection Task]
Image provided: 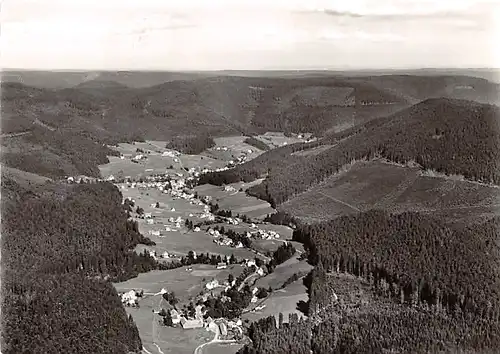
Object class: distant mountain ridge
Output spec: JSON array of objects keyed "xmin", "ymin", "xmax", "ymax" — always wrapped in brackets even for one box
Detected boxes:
[
  {"xmin": 1, "ymin": 74, "xmax": 499, "ymax": 180},
  {"xmin": 2, "ymin": 68, "xmax": 499, "ymax": 89}
]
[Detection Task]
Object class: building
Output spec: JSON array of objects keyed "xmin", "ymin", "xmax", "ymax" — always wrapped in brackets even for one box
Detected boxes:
[
  {"xmin": 180, "ymin": 317, "xmax": 203, "ymax": 329},
  {"xmin": 205, "ymin": 279, "xmax": 219, "ymax": 290},
  {"xmin": 217, "ymin": 262, "xmax": 227, "ymax": 269},
  {"xmin": 219, "ymin": 322, "xmax": 228, "ymax": 336},
  {"xmin": 170, "ymin": 309, "xmax": 182, "ymax": 325}
]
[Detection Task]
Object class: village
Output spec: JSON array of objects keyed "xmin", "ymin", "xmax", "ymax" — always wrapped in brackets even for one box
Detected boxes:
[{"xmin": 93, "ymin": 136, "xmax": 309, "ymax": 354}]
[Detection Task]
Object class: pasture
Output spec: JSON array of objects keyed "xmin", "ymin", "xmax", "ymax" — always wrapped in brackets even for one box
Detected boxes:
[
  {"xmin": 253, "ymin": 132, "xmax": 305, "ymax": 149},
  {"xmin": 254, "ymin": 254, "xmax": 312, "ymax": 290},
  {"xmin": 99, "ymin": 141, "xmax": 226, "ymax": 179},
  {"xmin": 120, "ymin": 294, "xmax": 212, "ymax": 354},
  {"xmin": 201, "ymin": 342, "xmax": 244, "ymax": 354},
  {"xmin": 194, "ymin": 184, "xmax": 276, "ymax": 220},
  {"xmin": 114, "ymin": 264, "xmax": 243, "ymax": 303},
  {"xmin": 120, "ymin": 185, "xmax": 261, "ymax": 260},
  {"xmin": 242, "ymin": 280, "xmax": 309, "ymax": 324}
]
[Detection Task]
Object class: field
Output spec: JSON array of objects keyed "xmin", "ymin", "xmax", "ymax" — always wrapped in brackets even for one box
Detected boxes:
[
  {"xmin": 118, "ymin": 185, "xmax": 262, "ymax": 260},
  {"xmin": 194, "ymin": 183, "xmax": 276, "ymax": 220},
  {"xmin": 254, "ymin": 253, "xmax": 312, "ymax": 290},
  {"xmin": 114, "ymin": 264, "xmax": 243, "ymax": 303},
  {"xmin": 119, "ymin": 293, "xmax": 213, "ymax": 354},
  {"xmin": 280, "ymin": 159, "xmax": 500, "ymax": 225},
  {"xmin": 242, "ymin": 280, "xmax": 309, "ymax": 324},
  {"xmin": 1, "ymin": 164, "xmax": 52, "ymax": 187},
  {"xmin": 202, "ymin": 136, "xmax": 267, "ymax": 161},
  {"xmin": 253, "ymin": 132, "xmax": 307, "ymax": 149},
  {"xmin": 292, "ymin": 144, "xmax": 335, "ymax": 157},
  {"xmin": 201, "ymin": 342, "xmax": 244, "ymax": 354},
  {"xmin": 99, "ymin": 141, "xmax": 227, "ymax": 180}
]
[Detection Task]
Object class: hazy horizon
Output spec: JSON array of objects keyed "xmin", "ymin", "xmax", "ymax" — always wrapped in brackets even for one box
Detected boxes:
[{"xmin": 1, "ymin": 0, "xmax": 499, "ymax": 71}]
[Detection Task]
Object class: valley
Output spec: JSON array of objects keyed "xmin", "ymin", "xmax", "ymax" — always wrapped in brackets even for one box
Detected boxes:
[{"xmin": 2, "ymin": 69, "xmax": 500, "ymax": 354}]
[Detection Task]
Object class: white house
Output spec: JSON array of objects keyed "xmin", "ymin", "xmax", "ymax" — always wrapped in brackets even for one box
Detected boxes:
[
  {"xmin": 144, "ymin": 213, "xmax": 152, "ymax": 219},
  {"xmin": 219, "ymin": 322, "xmax": 228, "ymax": 336},
  {"xmin": 171, "ymin": 207, "xmax": 176, "ymax": 212},
  {"xmin": 170, "ymin": 309, "xmax": 182, "ymax": 325},
  {"xmin": 181, "ymin": 317, "xmax": 204, "ymax": 329},
  {"xmin": 165, "ymin": 227, "xmax": 171, "ymax": 232},
  {"xmin": 146, "ymin": 219, "xmax": 154, "ymax": 225},
  {"xmin": 217, "ymin": 262, "xmax": 227, "ymax": 269},
  {"xmin": 194, "ymin": 227, "xmax": 201, "ymax": 232},
  {"xmin": 205, "ymin": 279, "xmax": 219, "ymax": 290},
  {"xmin": 162, "ymin": 251, "xmax": 170, "ymax": 258},
  {"xmin": 257, "ymin": 267, "xmax": 265, "ymax": 276}
]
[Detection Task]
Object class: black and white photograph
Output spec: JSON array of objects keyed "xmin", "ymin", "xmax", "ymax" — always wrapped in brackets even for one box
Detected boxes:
[{"xmin": 1, "ymin": 0, "xmax": 499, "ymax": 353}]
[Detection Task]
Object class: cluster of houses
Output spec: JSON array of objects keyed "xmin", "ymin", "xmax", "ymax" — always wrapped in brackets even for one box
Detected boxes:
[
  {"xmin": 248, "ymin": 228, "xmax": 281, "ymax": 240},
  {"xmin": 170, "ymin": 305, "xmax": 242, "ymax": 339}
]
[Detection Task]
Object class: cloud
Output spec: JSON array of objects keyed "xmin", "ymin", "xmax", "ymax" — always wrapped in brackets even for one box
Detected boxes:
[{"xmin": 0, "ymin": 0, "xmax": 497, "ymax": 70}]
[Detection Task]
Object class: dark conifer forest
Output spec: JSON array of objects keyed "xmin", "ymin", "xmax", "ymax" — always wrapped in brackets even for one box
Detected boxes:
[
  {"xmin": 0, "ymin": 179, "xmax": 158, "ymax": 353},
  {"xmin": 200, "ymin": 98, "xmax": 500, "ymax": 206}
]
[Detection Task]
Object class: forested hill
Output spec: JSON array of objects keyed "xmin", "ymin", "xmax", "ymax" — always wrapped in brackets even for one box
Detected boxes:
[
  {"xmin": 237, "ymin": 212, "xmax": 500, "ymax": 354},
  {"xmin": 0, "ymin": 179, "xmax": 161, "ymax": 353},
  {"xmin": 2, "ymin": 73, "xmax": 499, "ymax": 179},
  {"xmin": 201, "ymin": 98, "xmax": 500, "ymax": 206}
]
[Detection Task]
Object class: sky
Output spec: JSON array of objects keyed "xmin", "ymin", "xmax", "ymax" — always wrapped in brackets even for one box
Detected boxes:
[{"xmin": 1, "ymin": 0, "xmax": 499, "ymax": 70}]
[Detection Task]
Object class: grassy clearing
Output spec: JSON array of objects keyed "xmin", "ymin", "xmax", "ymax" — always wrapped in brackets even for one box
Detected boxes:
[
  {"xmin": 202, "ymin": 342, "xmax": 244, "ymax": 354},
  {"xmin": 99, "ymin": 141, "xmax": 226, "ymax": 179},
  {"xmin": 1, "ymin": 165, "xmax": 52, "ymax": 186},
  {"xmin": 122, "ymin": 294, "xmax": 212, "ymax": 354},
  {"xmin": 120, "ymin": 186, "xmax": 260, "ymax": 260},
  {"xmin": 254, "ymin": 255, "xmax": 313, "ymax": 290},
  {"xmin": 253, "ymin": 132, "xmax": 305, "ymax": 149},
  {"xmin": 291, "ymin": 144, "xmax": 335, "ymax": 157},
  {"xmin": 242, "ymin": 280, "xmax": 309, "ymax": 324},
  {"xmin": 194, "ymin": 184, "xmax": 276, "ymax": 220},
  {"xmin": 114, "ymin": 264, "xmax": 244, "ymax": 302}
]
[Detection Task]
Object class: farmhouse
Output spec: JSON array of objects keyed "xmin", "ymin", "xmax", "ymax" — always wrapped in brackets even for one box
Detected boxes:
[
  {"xmin": 170, "ymin": 309, "xmax": 182, "ymax": 325},
  {"xmin": 219, "ymin": 322, "xmax": 228, "ymax": 336},
  {"xmin": 224, "ymin": 185, "xmax": 236, "ymax": 192},
  {"xmin": 180, "ymin": 317, "xmax": 203, "ymax": 329},
  {"xmin": 205, "ymin": 279, "xmax": 219, "ymax": 290},
  {"xmin": 216, "ymin": 262, "xmax": 227, "ymax": 269}
]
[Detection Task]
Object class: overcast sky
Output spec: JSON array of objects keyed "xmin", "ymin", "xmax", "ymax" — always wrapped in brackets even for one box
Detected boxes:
[{"xmin": 1, "ymin": 0, "xmax": 499, "ymax": 70}]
